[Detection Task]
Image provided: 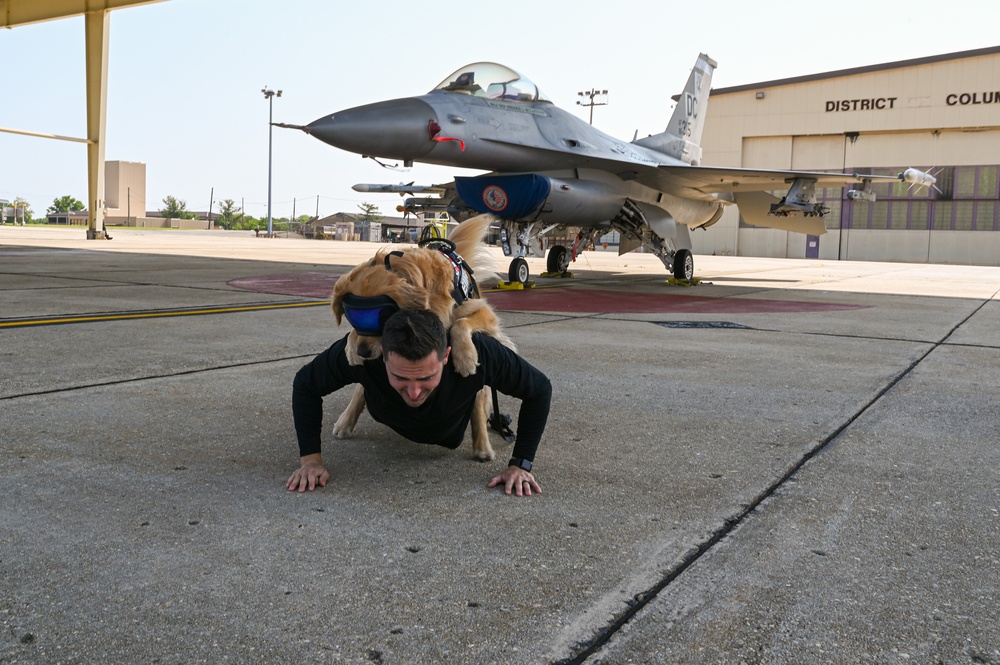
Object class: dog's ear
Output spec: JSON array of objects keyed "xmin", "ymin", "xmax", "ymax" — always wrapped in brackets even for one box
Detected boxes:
[{"xmin": 331, "ymin": 275, "xmax": 349, "ymax": 325}]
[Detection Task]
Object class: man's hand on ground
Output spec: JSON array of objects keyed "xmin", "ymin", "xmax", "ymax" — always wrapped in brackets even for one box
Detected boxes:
[
  {"xmin": 488, "ymin": 465, "xmax": 541, "ymax": 497},
  {"xmin": 287, "ymin": 454, "xmax": 329, "ymax": 492}
]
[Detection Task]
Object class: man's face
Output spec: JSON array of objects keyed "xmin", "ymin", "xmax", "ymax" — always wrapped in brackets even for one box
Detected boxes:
[{"xmin": 384, "ymin": 347, "xmax": 450, "ymax": 408}]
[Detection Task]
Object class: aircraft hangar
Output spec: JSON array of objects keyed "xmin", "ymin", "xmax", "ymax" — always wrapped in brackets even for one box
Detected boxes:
[{"xmin": 694, "ymin": 45, "xmax": 1000, "ymax": 266}]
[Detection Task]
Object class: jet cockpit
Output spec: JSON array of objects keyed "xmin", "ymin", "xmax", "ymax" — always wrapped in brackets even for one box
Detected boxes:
[{"xmin": 432, "ymin": 62, "xmax": 550, "ymax": 104}]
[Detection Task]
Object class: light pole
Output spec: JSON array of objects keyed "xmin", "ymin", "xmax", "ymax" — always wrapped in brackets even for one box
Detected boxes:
[
  {"xmin": 576, "ymin": 88, "xmax": 608, "ymax": 125},
  {"xmin": 262, "ymin": 86, "xmax": 282, "ymax": 236}
]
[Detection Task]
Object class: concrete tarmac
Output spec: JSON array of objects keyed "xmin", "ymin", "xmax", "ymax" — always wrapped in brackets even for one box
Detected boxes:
[{"xmin": 2, "ymin": 227, "xmax": 998, "ymax": 664}]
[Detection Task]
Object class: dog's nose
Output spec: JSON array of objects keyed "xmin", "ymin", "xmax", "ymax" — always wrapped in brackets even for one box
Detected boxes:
[{"xmin": 357, "ymin": 345, "xmax": 373, "ymax": 358}]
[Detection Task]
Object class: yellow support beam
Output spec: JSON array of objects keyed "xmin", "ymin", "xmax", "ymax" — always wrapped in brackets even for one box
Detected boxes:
[
  {"xmin": 85, "ymin": 9, "xmax": 109, "ymax": 238},
  {"xmin": 0, "ymin": 126, "xmax": 92, "ymax": 143}
]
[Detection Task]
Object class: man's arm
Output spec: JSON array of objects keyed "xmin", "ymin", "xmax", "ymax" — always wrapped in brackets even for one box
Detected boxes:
[
  {"xmin": 288, "ymin": 337, "xmax": 353, "ymax": 491},
  {"xmin": 477, "ymin": 335, "xmax": 552, "ymax": 465}
]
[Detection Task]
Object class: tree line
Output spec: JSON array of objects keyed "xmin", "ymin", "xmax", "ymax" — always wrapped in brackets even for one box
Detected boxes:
[{"xmin": 7, "ymin": 195, "xmax": 383, "ymax": 232}]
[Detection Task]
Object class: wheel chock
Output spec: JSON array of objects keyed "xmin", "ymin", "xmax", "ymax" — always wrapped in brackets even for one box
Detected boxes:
[
  {"xmin": 540, "ymin": 271, "xmax": 574, "ymax": 278},
  {"xmin": 666, "ymin": 277, "xmax": 703, "ymax": 287},
  {"xmin": 496, "ymin": 280, "xmax": 535, "ymax": 290}
]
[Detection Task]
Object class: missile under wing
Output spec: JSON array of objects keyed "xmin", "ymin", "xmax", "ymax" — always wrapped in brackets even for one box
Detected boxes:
[{"xmin": 292, "ymin": 56, "xmax": 937, "ymax": 283}]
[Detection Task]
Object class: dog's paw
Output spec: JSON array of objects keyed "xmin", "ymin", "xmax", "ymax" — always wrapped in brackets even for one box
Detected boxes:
[
  {"xmin": 452, "ymin": 354, "xmax": 480, "ymax": 377},
  {"xmin": 472, "ymin": 443, "xmax": 495, "ymax": 461},
  {"xmin": 333, "ymin": 417, "xmax": 356, "ymax": 439},
  {"xmin": 450, "ymin": 340, "xmax": 480, "ymax": 377}
]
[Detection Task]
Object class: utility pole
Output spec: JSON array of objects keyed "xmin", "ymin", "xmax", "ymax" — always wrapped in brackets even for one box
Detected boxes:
[
  {"xmin": 576, "ymin": 88, "xmax": 609, "ymax": 125},
  {"xmin": 262, "ymin": 86, "xmax": 282, "ymax": 236}
]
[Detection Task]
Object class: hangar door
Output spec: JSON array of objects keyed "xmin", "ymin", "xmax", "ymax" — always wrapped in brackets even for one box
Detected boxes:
[
  {"xmin": 741, "ymin": 135, "xmax": 846, "ymax": 258},
  {"xmin": 792, "ymin": 135, "xmax": 846, "ymax": 258},
  {"xmin": 742, "ymin": 134, "xmax": 845, "ymax": 169}
]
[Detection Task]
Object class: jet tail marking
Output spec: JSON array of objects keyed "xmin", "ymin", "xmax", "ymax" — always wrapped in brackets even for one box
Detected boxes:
[{"xmin": 633, "ymin": 53, "xmax": 716, "ymax": 165}]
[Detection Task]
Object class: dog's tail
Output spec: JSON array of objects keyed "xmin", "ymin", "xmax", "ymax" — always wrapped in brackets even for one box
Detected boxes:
[{"xmin": 449, "ymin": 214, "xmax": 498, "ymax": 280}]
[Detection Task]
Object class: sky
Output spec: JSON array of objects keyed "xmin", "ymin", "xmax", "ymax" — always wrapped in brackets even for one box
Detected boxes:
[{"xmin": 1, "ymin": 0, "xmax": 998, "ymax": 220}]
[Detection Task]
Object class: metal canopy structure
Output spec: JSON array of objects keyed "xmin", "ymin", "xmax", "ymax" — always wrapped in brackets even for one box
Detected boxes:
[{"xmin": 1, "ymin": 0, "xmax": 166, "ymax": 238}]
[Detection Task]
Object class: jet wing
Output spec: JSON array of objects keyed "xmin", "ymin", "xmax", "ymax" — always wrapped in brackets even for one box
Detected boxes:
[
  {"xmin": 475, "ymin": 136, "xmax": 889, "ymax": 202},
  {"xmin": 634, "ymin": 165, "xmax": 889, "ymax": 201}
]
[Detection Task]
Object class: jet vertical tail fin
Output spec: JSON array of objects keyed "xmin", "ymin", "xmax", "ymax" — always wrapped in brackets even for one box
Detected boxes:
[{"xmin": 633, "ymin": 53, "xmax": 716, "ymax": 165}]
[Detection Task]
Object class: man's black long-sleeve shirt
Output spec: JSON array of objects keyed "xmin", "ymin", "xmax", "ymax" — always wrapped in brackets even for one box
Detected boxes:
[{"xmin": 292, "ymin": 333, "xmax": 551, "ymax": 463}]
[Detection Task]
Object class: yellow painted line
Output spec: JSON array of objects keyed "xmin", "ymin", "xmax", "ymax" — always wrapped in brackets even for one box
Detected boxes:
[{"xmin": 0, "ymin": 301, "xmax": 331, "ymax": 329}]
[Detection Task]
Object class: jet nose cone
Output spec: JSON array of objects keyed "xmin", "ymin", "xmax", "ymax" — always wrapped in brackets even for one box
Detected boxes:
[{"xmin": 306, "ymin": 97, "xmax": 437, "ymax": 160}]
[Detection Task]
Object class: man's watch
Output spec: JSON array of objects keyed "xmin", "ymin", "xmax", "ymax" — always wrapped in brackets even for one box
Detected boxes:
[{"xmin": 508, "ymin": 457, "xmax": 532, "ymax": 472}]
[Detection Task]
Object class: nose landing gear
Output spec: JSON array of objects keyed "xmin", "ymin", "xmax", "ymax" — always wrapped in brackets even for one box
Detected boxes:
[{"xmin": 508, "ymin": 257, "xmax": 530, "ymax": 284}]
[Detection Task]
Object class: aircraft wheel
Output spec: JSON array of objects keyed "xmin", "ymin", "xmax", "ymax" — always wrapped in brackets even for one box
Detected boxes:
[
  {"xmin": 546, "ymin": 245, "xmax": 570, "ymax": 273},
  {"xmin": 673, "ymin": 249, "xmax": 694, "ymax": 280},
  {"xmin": 508, "ymin": 257, "xmax": 530, "ymax": 284}
]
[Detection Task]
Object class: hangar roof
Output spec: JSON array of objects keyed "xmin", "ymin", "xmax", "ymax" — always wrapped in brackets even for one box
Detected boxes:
[
  {"xmin": 712, "ymin": 45, "xmax": 1000, "ymax": 95},
  {"xmin": 0, "ymin": 0, "xmax": 164, "ymax": 29}
]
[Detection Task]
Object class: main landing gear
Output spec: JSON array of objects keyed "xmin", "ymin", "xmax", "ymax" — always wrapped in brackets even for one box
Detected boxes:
[
  {"xmin": 503, "ymin": 242, "xmax": 695, "ymax": 285},
  {"xmin": 503, "ymin": 244, "xmax": 571, "ymax": 285},
  {"xmin": 672, "ymin": 249, "xmax": 694, "ymax": 281},
  {"xmin": 546, "ymin": 244, "xmax": 570, "ymax": 274}
]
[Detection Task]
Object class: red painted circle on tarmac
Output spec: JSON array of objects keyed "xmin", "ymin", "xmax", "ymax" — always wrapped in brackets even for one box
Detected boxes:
[
  {"xmin": 228, "ymin": 272, "xmax": 340, "ymax": 299},
  {"xmin": 484, "ymin": 288, "xmax": 865, "ymax": 314},
  {"xmin": 228, "ymin": 273, "xmax": 866, "ymax": 314}
]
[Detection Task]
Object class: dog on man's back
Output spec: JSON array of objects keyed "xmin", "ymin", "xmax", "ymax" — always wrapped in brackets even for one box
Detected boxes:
[{"xmin": 330, "ymin": 214, "xmax": 514, "ymax": 461}]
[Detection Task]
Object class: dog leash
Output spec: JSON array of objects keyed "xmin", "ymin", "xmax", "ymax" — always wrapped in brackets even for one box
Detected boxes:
[{"xmin": 489, "ymin": 388, "xmax": 516, "ymax": 443}]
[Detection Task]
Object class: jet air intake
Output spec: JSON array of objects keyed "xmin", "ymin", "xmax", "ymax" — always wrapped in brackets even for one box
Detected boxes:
[{"xmin": 454, "ymin": 174, "xmax": 625, "ymax": 224}]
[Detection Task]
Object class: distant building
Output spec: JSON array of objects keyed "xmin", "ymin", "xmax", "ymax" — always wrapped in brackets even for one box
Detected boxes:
[
  {"xmin": 46, "ymin": 210, "xmax": 90, "ymax": 225},
  {"xmin": 1, "ymin": 198, "xmax": 29, "ymax": 225},
  {"xmin": 44, "ymin": 161, "xmax": 211, "ymax": 229},
  {"xmin": 104, "ymin": 160, "xmax": 149, "ymax": 226},
  {"xmin": 304, "ymin": 211, "xmax": 430, "ymax": 242}
]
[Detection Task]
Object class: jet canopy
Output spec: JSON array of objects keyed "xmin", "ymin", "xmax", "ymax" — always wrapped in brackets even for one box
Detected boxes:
[{"xmin": 432, "ymin": 62, "xmax": 550, "ymax": 103}]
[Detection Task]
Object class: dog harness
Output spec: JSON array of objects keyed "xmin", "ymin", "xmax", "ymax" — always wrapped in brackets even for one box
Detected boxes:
[{"xmin": 384, "ymin": 238, "xmax": 480, "ymax": 306}]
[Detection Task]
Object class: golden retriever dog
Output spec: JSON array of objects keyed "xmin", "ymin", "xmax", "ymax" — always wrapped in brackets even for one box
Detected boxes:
[{"xmin": 329, "ymin": 214, "xmax": 514, "ymax": 461}]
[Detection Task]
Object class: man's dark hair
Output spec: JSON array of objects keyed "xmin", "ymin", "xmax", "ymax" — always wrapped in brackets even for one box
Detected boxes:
[{"xmin": 381, "ymin": 309, "xmax": 448, "ymax": 361}]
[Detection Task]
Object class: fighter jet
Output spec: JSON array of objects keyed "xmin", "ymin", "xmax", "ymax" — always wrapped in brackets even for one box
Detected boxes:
[{"xmin": 287, "ymin": 55, "xmax": 936, "ymax": 283}]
